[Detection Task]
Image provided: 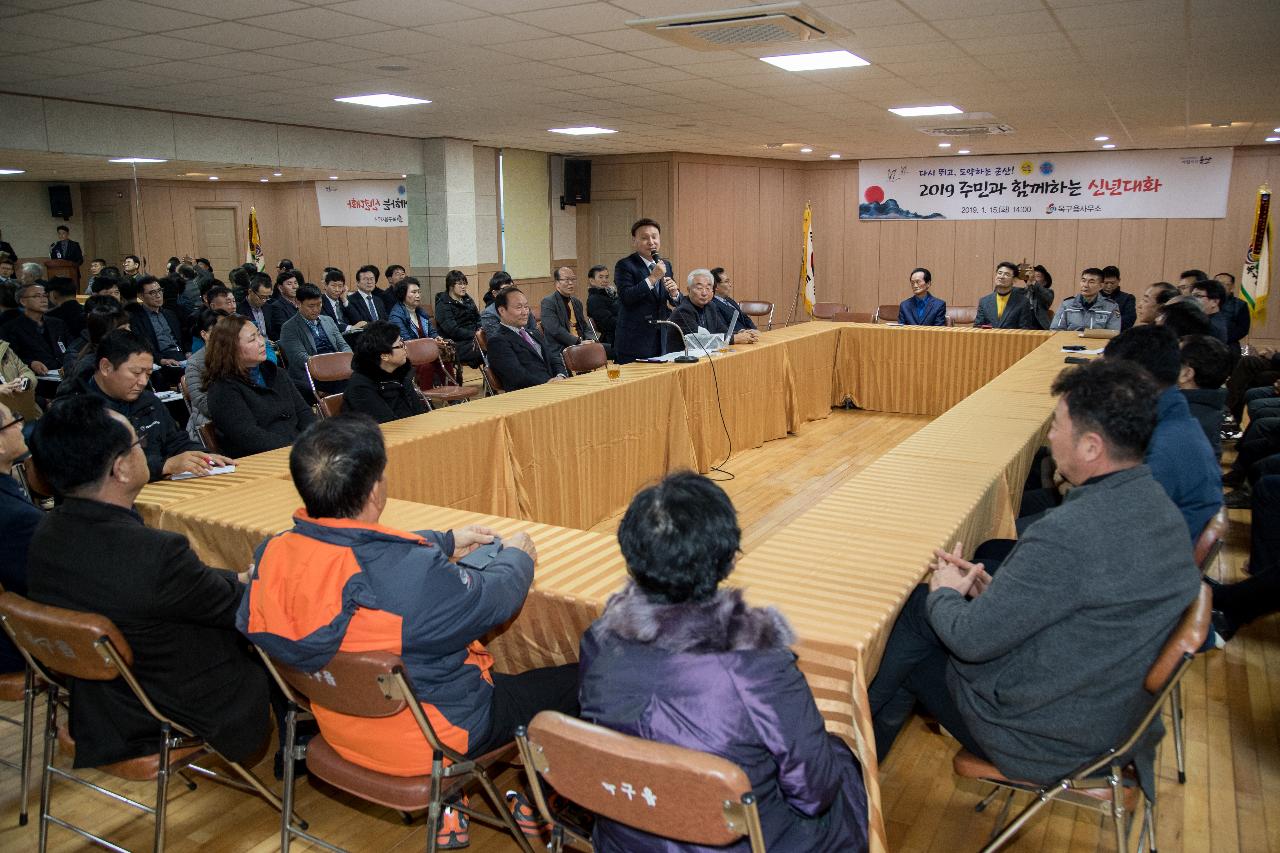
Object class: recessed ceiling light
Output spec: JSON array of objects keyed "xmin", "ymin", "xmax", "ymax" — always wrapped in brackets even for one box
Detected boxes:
[
  {"xmin": 1210, "ymin": 121, "xmax": 1233, "ymax": 128},
  {"xmin": 401, "ymin": 174, "xmax": 408, "ymax": 178},
  {"xmin": 260, "ymin": 178, "xmax": 269, "ymax": 183},
  {"xmin": 957, "ymin": 149, "xmax": 970, "ymax": 155},
  {"xmin": 0, "ymin": 169, "xmax": 25, "ymax": 175},
  {"xmin": 273, "ymin": 171, "xmax": 283, "ymax": 177},
  {"xmin": 328, "ymin": 176, "xmax": 339, "ymax": 180},
  {"xmin": 108, "ymin": 157, "xmax": 167, "ymax": 164},
  {"xmin": 829, "ymin": 153, "xmax": 841, "ymax": 159},
  {"xmin": 548, "ymin": 126, "xmax": 616, "ymax": 135},
  {"xmin": 1274, "ymin": 127, "xmax": 1280, "ymax": 133},
  {"xmin": 1267, "ymin": 137, "xmax": 1280, "ymax": 143},
  {"xmin": 799, "ymin": 147, "xmax": 813, "ymax": 153},
  {"xmin": 938, "ymin": 142, "xmax": 952, "ymax": 148},
  {"xmin": 208, "ymin": 176, "xmax": 219, "ymax": 181},
  {"xmin": 334, "ymin": 93, "xmax": 431, "ymax": 108},
  {"xmin": 759, "ymin": 50, "xmax": 870, "ymax": 72},
  {"xmin": 1102, "ymin": 143, "xmax": 1116, "ymax": 149},
  {"xmin": 889, "ymin": 105, "xmax": 962, "ymax": 117},
  {"xmin": 1093, "ymin": 136, "xmax": 1109, "ymax": 142},
  {"xmin": 376, "ymin": 64, "xmax": 409, "ymax": 72}
]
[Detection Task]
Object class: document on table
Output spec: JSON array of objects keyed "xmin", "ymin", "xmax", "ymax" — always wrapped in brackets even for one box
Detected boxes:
[
  {"xmin": 169, "ymin": 465, "xmax": 236, "ymax": 481},
  {"xmin": 1060, "ymin": 346, "xmax": 1105, "ymax": 355}
]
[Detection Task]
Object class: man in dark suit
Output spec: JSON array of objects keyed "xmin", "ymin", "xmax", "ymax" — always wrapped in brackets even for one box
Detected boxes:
[
  {"xmin": 321, "ymin": 268, "xmax": 362, "ymax": 332},
  {"xmin": 25, "ymin": 395, "xmax": 271, "ymax": 769},
  {"xmin": 709, "ymin": 267, "xmax": 758, "ymax": 333},
  {"xmin": 279, "ymin": 284, "xmax": 351, "ymax": 400},
  {"xmin": 49, "ymin": 225, "xmax": 83, "ymax": 266},
  {"xmin": 1101, "ymin": 265, "xmax": 1137, "ymax": 331},
  {"xmin": 127, "ymin": 275, "xmax": 186, "ymax": 389},
  {"xmin": 236, "ymin": 273, "xmax": 274, "ymax": 339},
  {"xmin": 540, "ymin": 265, "xmax": 595, "ymax": 375},
  {"xmin": 1, "ymin": 281, "xmax": 68, "ymax": 375},
  {"xmin": 347, "ymin": 265, "xmax": 390, "ymax": 326},
  {"xmin": 613, "ymin": 218, "xmax": 680, "ymax": 363},
  {"xmin": 897, "ymin": 267, "xmax": 948, "ymax": 326},
  {"xmin": 487, "ymin": 287, "xmax": 565, "ymax": 391},
  {"xmin": 974, "ymin": 261, "xmax": 1038, "ymax": 329},
  {"xmin": 670, "ymin": 269, "xmax": 760, "ymax": 344},
  {"xmin": 45, "ymin": 275, "xmax": 86, "ymax": 338}
]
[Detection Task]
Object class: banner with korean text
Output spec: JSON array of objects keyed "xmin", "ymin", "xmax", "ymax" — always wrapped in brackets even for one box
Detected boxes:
[
  {"xmin": 858, "ymin": 148, "xmax": 1232, "ymax": 221},
  {"xmin": 315, "ymin": 180, "xmax": 409, "ymax": 227}
]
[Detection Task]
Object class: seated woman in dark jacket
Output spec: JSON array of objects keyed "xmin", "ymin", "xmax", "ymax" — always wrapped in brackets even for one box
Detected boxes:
[
  {"xmin": 433, "ymin": 270, "xmax": 482, "ymax": 367},
  {"xmin": 579, "ymin": 471, "xmax": 869, "ymax": 853},
  {"xmin": 343, "ymin": 321, "xmax": 428, "ymax": 424},
  {"xmin": 204, "ymin": 314, "xmax": 315, "ymax": 457}
]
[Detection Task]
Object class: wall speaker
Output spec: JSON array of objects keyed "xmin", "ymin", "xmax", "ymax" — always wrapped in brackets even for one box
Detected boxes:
[
  {"xmin": 562, "ymin": 159, "xmax": 591, "ymax": 207},
  {"xmin": 48, "ymin": 185, "xmax": 73, "ymax": 220}
]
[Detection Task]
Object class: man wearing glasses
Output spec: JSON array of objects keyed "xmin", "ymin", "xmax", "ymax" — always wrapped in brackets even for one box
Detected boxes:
[
  {"xmin": 0, "ymin": 282, "xmax": 69, "ymax": 376},
  {"xmin": 128, "ymin": 275, "xmax": 187, "ymax": 391},
  {"xmin": 57, "ymin": 329, "xmax": 231, "ymax": 481},
  {"xmin": 0, "ymin": 400, "xmax": 40, "ymax": 675}
]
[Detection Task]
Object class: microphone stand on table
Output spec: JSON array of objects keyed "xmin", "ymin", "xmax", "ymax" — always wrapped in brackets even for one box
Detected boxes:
[{"xmin": 650, "ymin": 319, "xmax": 699, "ymax": 363}]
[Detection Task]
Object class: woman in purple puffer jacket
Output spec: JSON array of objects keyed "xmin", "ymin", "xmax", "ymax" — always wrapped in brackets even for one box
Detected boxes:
[{"xmin": 578, "ymin": 471, "xmax": 869, "ymax": 852}]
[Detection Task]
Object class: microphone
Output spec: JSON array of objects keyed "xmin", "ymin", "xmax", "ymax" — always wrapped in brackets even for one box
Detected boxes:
[{"xmin": 650, "ymin": 319, "xmax": 698, "ymax": 363}]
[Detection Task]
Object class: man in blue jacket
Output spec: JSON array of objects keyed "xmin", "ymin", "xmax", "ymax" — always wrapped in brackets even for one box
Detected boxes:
[{"xmin": 612, "ymin": 218, "xmax": 679, "ymax": 362}]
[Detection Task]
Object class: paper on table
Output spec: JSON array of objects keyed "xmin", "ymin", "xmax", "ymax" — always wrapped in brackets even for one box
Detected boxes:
[
  {"xmin": 169, "ymin": 464, "xmax": 236, "ymax": 481},
  {"xmin": 1060, "ymin": 346, "xmax": 1105, "ymax": 355}
]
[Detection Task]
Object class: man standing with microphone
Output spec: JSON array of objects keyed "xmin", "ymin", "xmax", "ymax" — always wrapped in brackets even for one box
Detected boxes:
[{"xmin": 613, "ymin": 218, "xmax": 680, "ymax": 362}]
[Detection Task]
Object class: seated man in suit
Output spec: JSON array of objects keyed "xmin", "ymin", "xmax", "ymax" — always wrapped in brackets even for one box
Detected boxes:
[
  {"xmin": 128, "ymin": 275, "xmax": 187, "ymax": 389},
  {"xmin": 279, "ymin": 283, "xmax": 351, "ymax": 401},
  {"xmin": 487, "ymin": 287, "xmax": 565, "ymax": 391},
  {"xmin": 46, "ymin": 276, "xmax": 86, "ymax": 338},
  {"xmin": 346, "ymin": 265, "xmax": 389, "ymax": 327},
  {"xmin": 670, "ymin": 269, "xmax": 760, "ymax": 345},
  {"xmin": 973, "ymin": 261, "xmax": 1039, "ymax": 329},
  {"xmin": 1190, "ymin": 278, "xmax": 1231, "ymax": 343},
  {"xmin": 1050, "ymin": 268, "xmax": 1122, "ymax": 331},
  {"xmin": 321, "ymin": 268, "xmax": 363, "ymax": 333},
  {"xmin": 586, "ymin": 265, "xmax": 619, "ymax": 348},
  {"xmin": 236, "ymin": 274, "xmax": 274, "ymax": 338},
  {"xmin": 898, "ymin": 267, "xmax": 947, "ymax": 326},
  {"xmin": 540, "ymin": 266, "xmax": 595, "ymax": 375},
  {"xmin": 2, "ymin": 281, "xmax": 69, "ymax": 376},
  {"xmin": 613, "ymin": 218, "xmax": 680, "ymax": 363},
  {"xmin": 1100, "ymin": 265, "xmax": 1137, "ymax": 330},
  {"xmin": 25, "ymin": 395, "xmax": 271, "ymax": 770},
  {"xmin": 709, "ymin": 267, "xmax": 757, "ymax": 333}
]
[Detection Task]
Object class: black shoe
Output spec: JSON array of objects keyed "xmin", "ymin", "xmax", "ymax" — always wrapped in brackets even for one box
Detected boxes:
[
  {"xmin": 1222, "ymin": 469, "xmax": 1247, "ymax": 488},
  {"xmin": 1210, "ymin": 608, "xmax": 1238, "ymax": 646},
  {"xmin": 1224, "ymin": 488, "xmax": 1252, "ymax": 509}
]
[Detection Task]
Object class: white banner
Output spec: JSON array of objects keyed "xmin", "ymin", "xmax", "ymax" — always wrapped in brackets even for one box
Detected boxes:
[
  {"xmin": 315, "ymin": 180, "xmax": 409, "ymax": 227},
  {"xmin": 858, "ymin": 148, "xmax": 1233, "ymax": 221}
]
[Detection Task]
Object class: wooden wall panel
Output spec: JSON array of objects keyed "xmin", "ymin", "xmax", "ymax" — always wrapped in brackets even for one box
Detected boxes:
[
  {"xmin": 916, "ymin": 222, "xmax": 956, "ymax": 307},
  {"xmin": 1074, "ymin": 220, "xmax": 1121, "ymax": 275},
  {"xmin": 1161, "ymin": 220, "xmax": 1215, "ymax": 282},
  {"xmin": 877, "ymin": 223, "xmax": 917, "ymax": 307},
  {"xmin": 1117, "ymin": 219, "xmax": 1168, "ymax": 286},
  {"xmin": 951, "ymin": 220, "xmax": 997, "ymax": 307}
]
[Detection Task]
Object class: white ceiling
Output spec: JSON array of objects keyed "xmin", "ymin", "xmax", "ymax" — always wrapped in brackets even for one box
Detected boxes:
[{"xmin": 0, "ymin": 0, "xmax": 1277, "ymax": 166}]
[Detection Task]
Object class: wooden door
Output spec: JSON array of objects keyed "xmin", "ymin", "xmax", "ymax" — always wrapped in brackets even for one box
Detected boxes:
[
  {"xmin": 87, "ymin": 209, "xmax": 121, "ymax": 272},
  {"xmin": 590, "ymin": 195, "xmax": 640, "ymax": 270},
  {"xmin": 193, "ymin": 207, "xmax": 239, "ymax": 278}
]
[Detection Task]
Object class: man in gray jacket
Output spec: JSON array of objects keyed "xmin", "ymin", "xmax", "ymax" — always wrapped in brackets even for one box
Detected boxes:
[
  {"xmin": 1050, "ymin": 267, "xmax": 1122, "ymax": 331},
  {"xmin": 869, "ymin": 358, "xmax": 1201, "ymax": 784},
  {"xmin": 279, "ymin": 283, "xmax": 350, "ymax": 401}
]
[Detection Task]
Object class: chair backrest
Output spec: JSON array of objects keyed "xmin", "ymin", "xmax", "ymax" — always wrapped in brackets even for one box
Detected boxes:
[
  {"xmin": 475, "ymin": 329, "xmax": 504, "ymax": 393},
  {"xmin": 178, "ymin": 375, "xmax": 193, "ymax": 412},
  {"xmin": 521, "ymin": 711, "xmax": 761, "ymax": 848},
  {"xmin": 561, "ymin": 341, "xmax": 607, "ymax": 375},
  {"xmin": 811, "ymin": 302, "xmax": 848, "ymax": 320},
  {"xmin": 947, "ymin": 305, "xmax": 978, "ymax": 326},
  {"xmin": 17, "ymin": 457, "xmax": 53, "ymax": 499},
  {"xmin": 198, "ymin": 423, "xmax": 222, "ymax": 454},
  {"xmin": 1145, "ymin": 582, "xmax": 1212, "ymax": 694},
  {"xmin": 317, "ymin": 393, "xmax": 344, "ymax": 419},
  {"xmin": 737, "ymin": 300, "xmax": 774, "ymax": 330},
  {"xmin": 875, "ymin": 304, "xmax": 899, "ymax": 323},
  {"xmin": 404, "ymin": 337, "xmax": 441, "ymax": 368},
  {"xmin": 0, "ymin": 591, "xmax": 131, "ymax": 682},
  {"xmin": 1193, "ymin": 509, "xmax": 1228, "ymax": 572},
  {"xmin": 832, "ymin": 311, "xmax": 875, "ymax": 323},
  {"xmin": 474, "ymin": 328, "xmax": 489, "ymax": 354},
  {"xmin": 269, "ymin": 650, "xmax": 409, "ymax": 719},
  {"xmin": 306, "ymin": 352, "xmax": 354, "ymax": 384}
]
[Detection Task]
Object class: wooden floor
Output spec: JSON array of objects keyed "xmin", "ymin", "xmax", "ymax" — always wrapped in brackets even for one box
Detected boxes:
[{"xmin": 0, "ymin": 410, "xmax": 1276, "ymax": 852}]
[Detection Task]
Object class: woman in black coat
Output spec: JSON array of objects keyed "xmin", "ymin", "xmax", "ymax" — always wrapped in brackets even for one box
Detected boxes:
[
  {"xmin": 203, "ymin": 314, "xmax": 315, "ymax": 456},
  {"xmin": 343, "ymin": 321, "xmax": 428, "ymax": 423},
  {"xmin": 433, "ymin": 270, "xmax": 482, "ymax": 367}
]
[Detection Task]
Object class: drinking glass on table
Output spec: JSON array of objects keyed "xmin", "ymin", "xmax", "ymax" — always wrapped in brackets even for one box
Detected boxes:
[{"xmin": 606, "ymin": 361, "xmax": 621, "ymax": 380}]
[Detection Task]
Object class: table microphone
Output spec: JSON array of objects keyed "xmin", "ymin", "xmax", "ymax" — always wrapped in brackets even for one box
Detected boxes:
[{"xmin": 650, "ymin": 319, "xmax": 699, "ymax": 363}]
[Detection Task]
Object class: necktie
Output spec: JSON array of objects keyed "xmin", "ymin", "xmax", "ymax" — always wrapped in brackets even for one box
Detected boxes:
[
  {"xmin": 518, "ymin": 328, "xmax": 541, "ymax": 355},
  {"xmin": 365, "ymin": 294, "xmax": 377, "ymax": 320}
]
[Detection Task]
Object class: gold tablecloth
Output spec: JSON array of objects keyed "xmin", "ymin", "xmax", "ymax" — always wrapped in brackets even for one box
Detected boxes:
[{"xmin": 133, "ymin": 447, "xmax": 293, "ymax": 527}]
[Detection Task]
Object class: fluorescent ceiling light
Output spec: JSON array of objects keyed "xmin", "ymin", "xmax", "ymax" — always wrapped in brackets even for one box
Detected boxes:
[
  {"xmin": 260, "ymin": 178, "xmax": 269, "ymax": 182},
  {"xmin": 759, "ymin": 50, "xmax": 869, "ymax": 72},
  {"xmin": 957, "ymin": 149, "xmax": 970, "ymax": 155},
  {"xmin": 328, "ymin": 176, "xmax": 339, "ymax": 180},
  {"xmin": 548, "ymin": 126, "xmax": 616, "ymax": 135},
  {"xmin": 208, "ymin": 176, "xmax": 219, "ymax": 181},
  {"xmin": 1267, "ymin": 137, "xmax": 1280, "ymax": 143},
  {"xmin": 799, "ymin": 147, "xmax": 813, "ymax": 153},
  {"xmin": 273, "ymin": 171, "xmax": 283, "ymax": 177},
  {"xmin": 829, "ymin": 153, "xmax": 841, "ymax": 159},
  {"xmin": 0, "ymin": 169, "xmax": 25, "ymax": 175},
  {"xmin": 889, "ymin": 105, "xmax": 962, "ymax": 117},
  {"xmin": 109, "ymin": 157, "xmax": 167, "ymax": 164},
  {"xmin": 335, "ymin": 93, "xmax": 430, "ymax": 108},
  {"xmin": 938, "ymin": 142, "xmax": 952, "ymax": 148},
  {"xmin": 1102, "ymin": 143, "xmax": 1116, "ymax": 149},
  {"xmin": 401, "ymin": 174, "xmax": 408, "ymax": 178},
  {"xmin": 1093, "ymin": 136, "xmax": 1109, "ymax": 142}
]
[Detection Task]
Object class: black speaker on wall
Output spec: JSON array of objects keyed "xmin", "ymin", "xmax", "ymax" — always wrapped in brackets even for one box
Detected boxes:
[
  {"xmin": 49, "ymin": 185, "xmax": 73, "ymax": 220},
  {"xmin": 561, "ymin": 159, "xmax": 591, "ymax": 209}
]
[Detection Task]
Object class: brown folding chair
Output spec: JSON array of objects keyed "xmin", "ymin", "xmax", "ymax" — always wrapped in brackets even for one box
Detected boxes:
[
  {"xmin": 404, "ymin": 338, "xmax": 482, "ymax": 409},
  {"xmin": 0, "ymin": 581, "xmax": 45, "ymax": 827},
  {"xmin": 305, "ymin": 352, "xmax": 353, "ymax": 401},
  {"xmin": 737, "ymin": 300, "xmax": 774, "ymax": 331},
  {"xmin": 262, "ymin": 649, "xmax": 534, "ymax": 853},
  {"xmin": 316, "ymin": 392, "xmax": 345, "ymax": 419},
  {"xmin": 560, "ymin": 341, "xmax": 607, "ymax": 376},
  {"xmin": 1194, "ymin": 509, "xmax": 1228, "ymax": 575},
  {"xmin": 947, "ymin": 306, "xmax": 979, "ymax": 326},
  {"xmin": 954, "ymin": 583, "xmax": 1212, "ymax": 853},
  {"xmin": 12, "ymin": 458, "xmax": 53, "ymax": 503},
  {"xmin": 197, "ymin": 423, "xmax": 222, "ymax": 454},
  {"xmin": 831, "ymin": 311, "xmax": 875, "ymax": 323},
  {"xmin": 177, "ymin": 375, "xmax": 194, "ymax": 418},
  {"xmin": 517, "ymin": 711, "xmax": 766, "ymax": 853},
  {"xmin": 0, "ymin": 591, "xmax": 291, "ymax": 853},
  {"xmin": 875, "ymin": 303, "xmax": 899, "ymax": 323},
  {"xmin": 474, "ymin": 329, "xmax": 504, "ymax": 395},
  {"xmin": 810, "ymin": 302, "xmax": 848, "ymax": 320}
]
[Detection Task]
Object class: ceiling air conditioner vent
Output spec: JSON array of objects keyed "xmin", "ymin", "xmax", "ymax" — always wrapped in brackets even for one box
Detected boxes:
[
  {"xmin": 918, "ymin": 124, "xmax": 1015, "ymax": 137},
  {"xmin": 627, "ymin": 3, "xmax": 849, "ymax": 51}
]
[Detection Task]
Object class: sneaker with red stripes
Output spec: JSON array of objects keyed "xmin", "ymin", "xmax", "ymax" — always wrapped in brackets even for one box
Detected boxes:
[
  {"xmin": 505, "ymin": 789, "xmax": 551, "ymax": 838},
  {"xmin": 436, "ymin": 805, "xmax": 470, "ymax": 849}
]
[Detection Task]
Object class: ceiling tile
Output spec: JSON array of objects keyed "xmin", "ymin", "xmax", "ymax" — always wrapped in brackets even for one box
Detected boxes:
[
  {"xmin": 902, "ymin": 0, "xmax": 1045, "ymax": 17},
  {"xmin": 97, "ymin": 35, "xmax": 236, "ymax": 59},
  {"xmin": 510, "ymin": 3, "xmax": 637, "ymax": 35},
  {"xmin": 243, "ymin": 8, "xmax": 392, "ymax": 38},
  {"xmin": 498, "ymin": 35, "xmax": 611, "ymax": 60},
  {"xmin": 4, "ymin": 10, "xmax": 141, "ymax": 41},
  {"xmin": 424, "ymin": 15, "xmax": 553, "ymax": 44},
  {"xmin": 141, "ymin": 0, "xmax": 309, "ymax": 17},
  {"xmin": 328, "ymin": 0, "xmax": 485, "ymax": 26},
  {"xmin": 168, "ymin": 21, "xmax": 311, "ymax": 49},
  {"xmin": 63, "ymin": 0, "xmax": 219, "ymax": 31},
  {"xmin": 194, "ymin": 51, "xmax": 312, "ymax": 73},
  {"xmin": 550, "ymin": 52, "xmax": 654, "ymax": 73},
  {"xmin": 935, "ymin": 10, "xmax": 1061, "ymax": 39},
  {"xmin": 574, "ymin": 27, "xmax": 668, "ymax": 51}
]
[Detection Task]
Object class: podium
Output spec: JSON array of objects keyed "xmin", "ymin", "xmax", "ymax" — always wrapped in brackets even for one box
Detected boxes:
[{"xmin": 35, "ymin": 258, "xmax": 82, "ymax": 289}]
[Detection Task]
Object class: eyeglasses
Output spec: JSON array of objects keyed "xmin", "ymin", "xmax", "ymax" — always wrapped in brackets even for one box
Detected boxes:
[
  {"xmin": 0, "ymin": 412, "xmax": 24, "ymax": 432},
  {"xmin": 390, "ymin": 342, "xmax": 406, "ymax": 351},
  {"xmin": 19, "ymin": 291, "xmax": 46, "ymax": 301}
]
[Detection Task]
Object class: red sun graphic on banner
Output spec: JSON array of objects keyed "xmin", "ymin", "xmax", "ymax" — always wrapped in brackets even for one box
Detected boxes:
[{"xmin": 864, "ymin": 185, "xmax": 885, "ymax": 204}]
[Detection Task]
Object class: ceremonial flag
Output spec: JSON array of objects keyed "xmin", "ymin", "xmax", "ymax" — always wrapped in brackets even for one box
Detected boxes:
[
  {"xmin": 801, "ymin": 202, "xmax": 816, "ymax": 315},
  {"xmin": 1241, "ymin": 185, "xmax": 1271, "ymax": 324},
  {"xmin": 247, "ymin": 206, "xmax": 263, "ymax": 270}
]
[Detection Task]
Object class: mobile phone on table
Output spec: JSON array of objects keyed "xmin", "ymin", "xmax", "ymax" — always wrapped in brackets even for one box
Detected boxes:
[
  {"xmin": 1062, "ymin": 345, "xmax": 1086, "ymax": 351},
  {"xmin": 458, "ymin": 537, "xmax": 503, "ymax": 570}
]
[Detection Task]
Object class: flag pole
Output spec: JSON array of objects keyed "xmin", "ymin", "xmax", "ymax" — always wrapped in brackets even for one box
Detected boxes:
[{"xmin": 785, "ymin": 199, "xmax": 811, "ymax": 327}]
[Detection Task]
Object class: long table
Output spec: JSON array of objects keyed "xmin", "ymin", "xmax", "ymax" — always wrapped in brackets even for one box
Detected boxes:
[{"xmin": 134, "ymin": 323, "xmax": 1084, "ymax": 853}]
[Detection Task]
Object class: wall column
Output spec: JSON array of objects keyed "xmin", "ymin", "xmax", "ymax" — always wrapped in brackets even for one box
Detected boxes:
[{"xmin": 412, "ymin": 137, "xmax": 478, "ymax": 297}]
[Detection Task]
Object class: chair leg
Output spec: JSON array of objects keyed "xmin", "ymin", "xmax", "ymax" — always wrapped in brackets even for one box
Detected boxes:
[
  {"xmin": 1144, "ymin": 795, "xmax": 1157, "ymax": 853},
  {"xmin": 1171, "ymin": 684, "xmax": 1186, "ymax": 784},
  {"xmin": 18, "ymin": 668, "xmax": 36, "ymax": 826},
  {"xmin": 974, "ymin": 785, "xmax": 1002, "ymax": 813},
  {"xmin": 980, "ymin": 782, "xmax": 1067, "ymax": 853},
  {"xmin": 154, "ymin": 724, "xmax": 173, "ymax": 853},
  {"xmin": 37, "ymin": 686, "xmax": 57, "ymax": 853},
  {"xmin": 471, "ymin": 764, "xmax": 536, "ymax": 853},
  {"xmin": 280, "ymin": 706, "xmax": 298, "ymax": 853},
  {"xmin": 425, "ymin": 757, "xmax": 443, "ymax": 853},
  {"xmin": 990, "ymin": 789, "xmax": 1016, "ymax": 840},
  {"xmin": 1110, "ymin": 767, "xmax": 1127, "ymax": 853}
]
